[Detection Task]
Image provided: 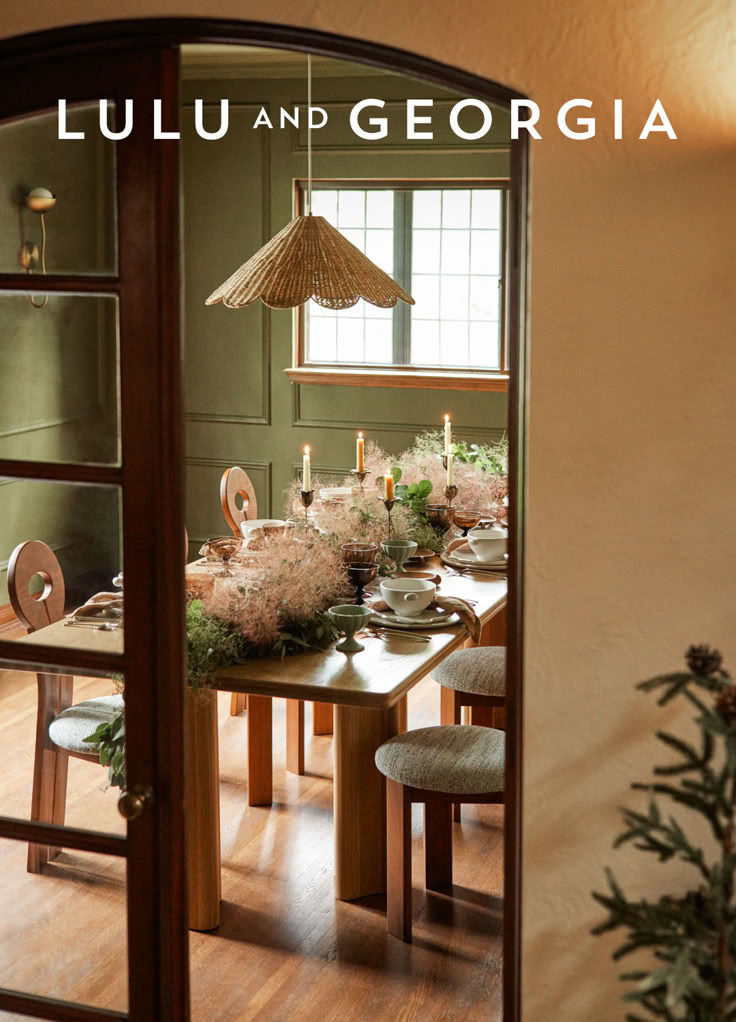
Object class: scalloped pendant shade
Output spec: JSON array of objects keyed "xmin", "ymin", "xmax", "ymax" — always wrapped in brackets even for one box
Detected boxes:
[{"xmin": 205, "ymin": 213, "xmax": 415, "ymax": 311}]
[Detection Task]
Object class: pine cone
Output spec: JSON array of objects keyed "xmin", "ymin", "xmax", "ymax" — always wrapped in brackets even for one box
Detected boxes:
[
  {"xmin": 715, "ymin": 686, "xmax": 736, "ymax": 727},
  {"xmin": 686, "ymin": 644, "xmax": 723, "ymax": 676}
]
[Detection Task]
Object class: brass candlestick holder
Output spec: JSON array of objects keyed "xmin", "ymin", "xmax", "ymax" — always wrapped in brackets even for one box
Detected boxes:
[
  {"xmin": 444, "ymin": 484, "xmax": 458, "ymax": 508},
  {"xmin": 378, "ymin": 496, "xmax": 401, "ymax": 539},
  {"xmin": 350, "ymin": 469, "xmax": 371, "ymax": 492},
  {"xmin": 300, "ymin": 489, "xmax": 314, "ymax": 529}
]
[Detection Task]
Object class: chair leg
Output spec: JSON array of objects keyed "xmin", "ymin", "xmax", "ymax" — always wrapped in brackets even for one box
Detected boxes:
[
  {"xmin": 27, "ymin": 746, "xmax": 57, "ymax": 873},
  {"xmin": 440, "ymin": 687, "xmax": 463, "ymax": 822},
  {"xmin": 230, "ymin": 692, "xmax": 246, "ymax": 716},
  {"xmin": 424, "ymin": 799, "xmax": 453, "ymax": 891},
  {"xmin": 286, "ymin": 699, "xmax": 305, "ymax": 775},
  {"xmin": 49, "ymin": 749, "xmax": 69, "ymax": 862},
  {"xmin": 470, "ymin": 704, "xmax": 495, "ymax": 727},
  {"xmin": 386, "ymin": 779, "xmax": 412, "ymax": 942},
  {"xmin": 28, "ymin": 672, "xmax": 67, "ymax": 873}
]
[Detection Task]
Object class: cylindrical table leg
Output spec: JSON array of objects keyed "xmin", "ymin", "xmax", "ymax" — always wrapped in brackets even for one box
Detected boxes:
[{"xmin": 186, "ymin": 687, "xmax": 221, "ymax": 931}]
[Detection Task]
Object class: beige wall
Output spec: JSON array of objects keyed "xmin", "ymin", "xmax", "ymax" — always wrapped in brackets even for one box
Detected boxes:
[{"xmin": 3, "ymin": 2, "xmax": 735, "ymax": 1018}]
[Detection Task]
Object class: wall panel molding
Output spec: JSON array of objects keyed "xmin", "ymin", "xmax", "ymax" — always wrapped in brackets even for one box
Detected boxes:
[
  {"xmin": 291, "ymin": 385, "xmax": 504, "ymax": 441},
  {"xmin": 185, "ymin": 455, "xmax": 272, "ymax": 518},
  {"xmin": 182, "ymin": 102, "xmax": 272, "ymax": 427}
]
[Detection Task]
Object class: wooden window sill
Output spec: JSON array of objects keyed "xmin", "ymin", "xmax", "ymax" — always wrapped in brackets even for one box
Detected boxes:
[{"xmin": 284, "ymin": 367, "xmax": 509, "ymax": 392}]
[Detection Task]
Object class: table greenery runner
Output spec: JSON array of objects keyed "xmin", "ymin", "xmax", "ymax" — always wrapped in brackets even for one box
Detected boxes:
[
  {"xmin": 592, "ymin": 645, "xmax": 736, "ymax": 1021},
  {"xmin": 85, "ymin": 430, "xmax": 508, "ymax": 787}
]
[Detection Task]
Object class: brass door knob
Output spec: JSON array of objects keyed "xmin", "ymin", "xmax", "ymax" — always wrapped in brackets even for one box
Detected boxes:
[{"xmin": 117, "ymin": 784, "xmax": 154, "ymax": 821}]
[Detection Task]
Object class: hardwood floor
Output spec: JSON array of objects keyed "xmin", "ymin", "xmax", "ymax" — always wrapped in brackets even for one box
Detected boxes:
[{"xmin": 0, "ymin": 670, "xmax": 503, "ymax": 1020}]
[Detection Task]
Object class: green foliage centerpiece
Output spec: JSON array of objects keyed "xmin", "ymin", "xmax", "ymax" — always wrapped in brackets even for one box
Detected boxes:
[
  {"xmin": 592, "ymin": 644, "xmax": 736, "ymax": 1020},
  {"xmin": 85, "ymin": 532, "xmax": 346, "ymax": 788}
]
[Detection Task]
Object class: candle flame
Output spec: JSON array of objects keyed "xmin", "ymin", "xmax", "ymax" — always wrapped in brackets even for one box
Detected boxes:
[
  {"xmin": 444, "ymin": 414, "xmax": 450, "ymax": 423},
  {"xmin": 304, "ymin": 445, "xmax": 310, "ymax": 454},
  {"xmin": 358, "ymin": 432, "xmax": 363, "ymax": 439}
]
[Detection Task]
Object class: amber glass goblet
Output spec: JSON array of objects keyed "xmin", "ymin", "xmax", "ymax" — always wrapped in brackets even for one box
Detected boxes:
[
  {"xmin": 453, "ymin": 508, "xmax": 484, "ymax": 537},
  {"xmin": 341, "ymin": 542, "xmax": 379, "ymax": 564}
]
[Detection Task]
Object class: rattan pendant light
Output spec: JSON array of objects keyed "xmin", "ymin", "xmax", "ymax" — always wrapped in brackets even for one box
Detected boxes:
[{"xmin": 205, "ymin": 56, "xmax": 414, "ymax": 311}]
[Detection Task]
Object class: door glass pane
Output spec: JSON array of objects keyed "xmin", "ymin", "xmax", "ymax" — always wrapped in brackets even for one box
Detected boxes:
[
  {"xmin": 0, "ymin": 293, "xmax": 120, "ymax": 466},
  {"xmin": 1, "ymin": 482, "xmax": 124, "ymax": 654},
  {"xmin": 0, "ymin": 832, "xmax": 127, "ymax": 1010},
  {"xmin": 0, "ymin": 104, "xmax": 117, "ymax": 275}
]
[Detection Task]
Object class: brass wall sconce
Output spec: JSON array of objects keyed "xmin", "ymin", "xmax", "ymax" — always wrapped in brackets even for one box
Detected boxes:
[{"xmin": 19, "ymin": 187, "xmax": 56, "ymax": 308}]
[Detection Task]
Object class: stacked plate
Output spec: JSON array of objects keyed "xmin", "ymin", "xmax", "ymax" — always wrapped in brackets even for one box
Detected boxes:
[
  {"xmin": 370, "ymin": 604, "xmax": 460, "ymax": 630},
  {"xmin": 441, "ymin": 540, "xmax": 508, "ymax": 573}
]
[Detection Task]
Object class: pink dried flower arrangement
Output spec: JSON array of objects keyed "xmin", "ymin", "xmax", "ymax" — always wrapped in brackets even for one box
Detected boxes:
[{"xmin": 202, "ymin": 532, "xmax": 348, "ymax": 650}]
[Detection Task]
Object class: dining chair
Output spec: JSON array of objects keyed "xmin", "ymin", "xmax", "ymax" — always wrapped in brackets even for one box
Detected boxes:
[
  {"xmin": 8, "ymin": 540, "xmax": 123, "ymax": 874},
  {"xmin": 375, "ymin": 724, "xmax": 505, "ymax": 942},
  {"xmin": 218, "ymin": 466, "xmax": 313, "ymax": 779},
  {"xmin": 433, "ymin": 645, "xmax": 506, "ymax": 820}
]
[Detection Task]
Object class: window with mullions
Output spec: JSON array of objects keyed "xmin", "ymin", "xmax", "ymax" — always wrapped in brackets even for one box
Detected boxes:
[{"xmin": 300, "ymin": 183, "xmax": 506, "ymax": 373}]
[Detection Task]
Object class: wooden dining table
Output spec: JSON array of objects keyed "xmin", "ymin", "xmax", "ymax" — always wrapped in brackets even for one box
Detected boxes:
[{"xmin": 21, "ymin": 557, "xmax": 507, "ymax": 931}]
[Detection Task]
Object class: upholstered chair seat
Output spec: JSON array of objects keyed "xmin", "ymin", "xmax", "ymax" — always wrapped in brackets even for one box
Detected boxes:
[
  {"xmin": 432, "ymin": 646, "xmax": 506, "ymax": 697},
  {"xmin": 48, "ymin": 694, "xmax": 124, "ymax": 756},
  {"xmin": 375, "ymin": 724, "xmax": 505, "ymax": 794}
]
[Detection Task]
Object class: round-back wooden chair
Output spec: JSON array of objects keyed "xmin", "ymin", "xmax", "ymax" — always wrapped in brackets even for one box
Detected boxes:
[
  {"xmin": 220, "ymin": 466, "xmax": 258, "ymax": 538},
  {"xmin": 8, "ymin": 540, "xmax": 123, "ymax": 873}
]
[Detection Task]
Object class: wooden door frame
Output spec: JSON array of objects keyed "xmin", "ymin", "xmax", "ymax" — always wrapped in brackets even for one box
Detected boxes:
[
  {"xmin": 0, "ymin": 42, "xmax": 188, "ymax": 1022},
  {"xmin": 0, "ymin": 19, "xmax": 530, "ymax": 1021}
]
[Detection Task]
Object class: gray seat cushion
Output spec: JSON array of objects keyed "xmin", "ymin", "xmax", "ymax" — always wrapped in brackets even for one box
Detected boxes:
[
  {"xmin": 375, "ymin": 725, "xmax": 505, "ymax": 794},
  {"xmin": 49, "ymin": 694, "xmax": 124, "ymax": 755},
  {"xmin": 432, "ymin": 646, "xmax": 506, "ymax": 697}
]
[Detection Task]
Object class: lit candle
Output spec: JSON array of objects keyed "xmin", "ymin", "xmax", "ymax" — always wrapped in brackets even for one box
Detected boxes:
[
  {"xmin": 446, "ymin": 453, "xmax": 454, "ymax": 487},
  {"xmin": 444, "ymin": 414, "xmax": 452, "ymax": 455},
  {"xmin": 356, "ymin": 432, "xmax": 364, "ymax": 473},
  {"xmin": 302, "ymin": 445, "xmax": 311, "ymax": 491},
  {"xmin": 385, "ymin": 474, "xmax": 394, "ymax": 500}
]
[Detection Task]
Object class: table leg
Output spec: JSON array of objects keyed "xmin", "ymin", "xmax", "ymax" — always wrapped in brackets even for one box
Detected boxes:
[
  {"xmin": 334, "ymin": 702, "xmax": 400, "ymax": 900},
  {"xmin": 186, "ymin": 687, "xmax": 221, "ymax": 931},
  {"xmin": 286, "ymin": 698, "xmax": 305, "ymax": 775},
  {"xmin": 312, "ymin": 701, "xmax": 333, "ymax": 735},
  {"xmin": 247, "ymin": 694, "xmax": 272, "ymax": 806},
  {"xmin": 229, "ymin": 692, "xmax": 246, "ymax": 716}
]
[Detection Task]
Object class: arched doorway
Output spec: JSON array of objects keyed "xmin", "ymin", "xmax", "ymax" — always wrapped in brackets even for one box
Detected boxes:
[{"xmin": 0, "ymin": 20, "xmax": 528, "ymax": 1021}]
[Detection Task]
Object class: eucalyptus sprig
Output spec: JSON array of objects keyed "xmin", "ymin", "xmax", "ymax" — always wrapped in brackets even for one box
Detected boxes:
[{"xmin": 592, "ymin": 645, "xmax": 736, "ymax": 1021}]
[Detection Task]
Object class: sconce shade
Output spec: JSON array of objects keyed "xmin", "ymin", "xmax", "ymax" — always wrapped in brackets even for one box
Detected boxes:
[{"xmin": 205, "ymin": 214, "xmax": 415, "ymax": 310}]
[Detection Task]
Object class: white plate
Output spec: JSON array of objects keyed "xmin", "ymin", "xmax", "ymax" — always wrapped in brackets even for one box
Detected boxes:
[
  {"xmin": 441, "ymin": 552, "xmax": 508, "ymax": 573},
  {"xmin": 445, "ymin": 542, "xmax": 508, "ymax": 569},
  {"xmin": 369, "ymin": 606, "xmax": 460, "ymax": 629}
]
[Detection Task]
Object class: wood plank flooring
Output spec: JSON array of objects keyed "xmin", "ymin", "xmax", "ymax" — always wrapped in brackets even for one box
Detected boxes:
[{"xmin": 0, "ymin": 670, "xmax": 503, "ymax": 1020}]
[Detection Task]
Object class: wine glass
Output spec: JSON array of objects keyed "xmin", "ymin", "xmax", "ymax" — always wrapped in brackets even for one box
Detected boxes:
[
  {"xmin": 453, "ymin": 508, "xmax": 484, "ymax": 537},
  {"xmin": 341, "ymin": 542, "xmax": 379, "ymax": 564},
  {"xmin": 346, "ymin": 562, "xmax": 378, "ymax": 605}
]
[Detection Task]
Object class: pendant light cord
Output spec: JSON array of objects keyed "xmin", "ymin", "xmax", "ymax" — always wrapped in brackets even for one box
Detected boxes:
[{"xmin": 307, "ymin": 53, "xmax": 313, "ymax": 216}]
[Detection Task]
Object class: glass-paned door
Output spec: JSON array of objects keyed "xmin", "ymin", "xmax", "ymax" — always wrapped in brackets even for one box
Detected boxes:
[{"xmin": 0, "ymin": 43, "xmax": 188, "ymax": 1022}]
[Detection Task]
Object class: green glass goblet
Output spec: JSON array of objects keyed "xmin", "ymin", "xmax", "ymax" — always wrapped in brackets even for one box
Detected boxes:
[
  {"xmin": 328, "ymin": 604, "xmax": 374, "ymax": 653},
  {"xmin": 381, "ymin": 539, "xmax": 418, "ymax": 574}
]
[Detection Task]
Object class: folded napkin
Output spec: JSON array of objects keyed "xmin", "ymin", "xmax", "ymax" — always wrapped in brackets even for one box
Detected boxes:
[{"xmin": 367, "ymin": 596, "xmax": 481, "ymax": 644}]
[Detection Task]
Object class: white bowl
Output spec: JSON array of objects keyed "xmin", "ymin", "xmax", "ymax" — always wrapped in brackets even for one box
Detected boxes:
[
  {"xmin": 467, "ymin": 527, "xmax": 508, "ymax": 562},
  {"xmin": 240, "ymin": 518, "xmax": 287, "ymax": 537},
  {"xmin": 380, "ymin": 578, "xmax": 436, "ymax": 617}
]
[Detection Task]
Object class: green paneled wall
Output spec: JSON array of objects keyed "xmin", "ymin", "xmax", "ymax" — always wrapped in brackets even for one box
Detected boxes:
[
  {"xmin": 182, "ymin": 71, "xmax": 509, "ymax": 546},
  {"xmin": 0, "ymin": 107, "xmax": 120, "ymax": 605}
]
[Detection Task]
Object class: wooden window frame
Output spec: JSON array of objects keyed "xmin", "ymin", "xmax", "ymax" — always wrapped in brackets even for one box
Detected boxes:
[{"xmin": 287, "ymin": 177, "xmax": 511, "ymax": 391}]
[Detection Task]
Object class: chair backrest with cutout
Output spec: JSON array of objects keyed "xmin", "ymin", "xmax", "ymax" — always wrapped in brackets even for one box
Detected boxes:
[
  {"xmin": 220, "ymin": 466, "xmax": 258, "ymax": 537},
  {"xmin": 8, "ymin": 540, "xmax": 66, "ymax": 633}
]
